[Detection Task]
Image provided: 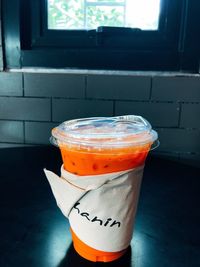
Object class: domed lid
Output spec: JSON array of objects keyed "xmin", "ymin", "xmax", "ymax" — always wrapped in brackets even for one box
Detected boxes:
[{"xmin": 51, "ymin": 115, "xmax": 158, "ymax": 149}]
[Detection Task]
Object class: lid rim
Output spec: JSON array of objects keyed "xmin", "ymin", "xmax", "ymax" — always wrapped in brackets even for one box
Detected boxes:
[{"xmin": 51, "ymin": 116, "xmax": 158, "ymax": 148}]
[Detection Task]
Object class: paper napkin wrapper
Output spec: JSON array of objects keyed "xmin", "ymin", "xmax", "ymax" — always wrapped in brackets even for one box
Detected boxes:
[{"xmin": 44, "ymin": 165, "xmax": 144, "ymax": 252}]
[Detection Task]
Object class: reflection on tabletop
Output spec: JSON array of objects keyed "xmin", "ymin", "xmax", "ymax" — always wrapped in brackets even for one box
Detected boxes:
[{"xmin": 57, "ymin": 244, "xmax": 132, "ymax": 267}]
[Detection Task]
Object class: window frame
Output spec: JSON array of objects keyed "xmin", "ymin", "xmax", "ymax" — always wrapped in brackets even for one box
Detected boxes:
[{"xmin": 2, "ymin": 0, "xmax": 200, "ymax": 72}]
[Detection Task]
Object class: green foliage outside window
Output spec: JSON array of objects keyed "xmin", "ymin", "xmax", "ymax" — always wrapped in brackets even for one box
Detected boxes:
[{"xmin": 48, "ymin": 0, "xmax": 124, "ymax": 29}]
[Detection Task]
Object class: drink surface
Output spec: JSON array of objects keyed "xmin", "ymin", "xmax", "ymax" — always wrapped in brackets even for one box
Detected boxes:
[
  {"xmin": 60, "ymin": 142, "xmax": 151, "ymax": 175},
  {"xmin": 51, "ymin": 116, "xmax": 157, "ymax": 175}
]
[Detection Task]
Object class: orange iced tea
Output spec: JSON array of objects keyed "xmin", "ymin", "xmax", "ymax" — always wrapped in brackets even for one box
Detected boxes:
[
  {"xmin": 59, "ymin": 142, "xmax": 151, "ymax": 175},
  {"xmin": 51, "ymin": 116, "xmax": 158, "ymax": 262}
]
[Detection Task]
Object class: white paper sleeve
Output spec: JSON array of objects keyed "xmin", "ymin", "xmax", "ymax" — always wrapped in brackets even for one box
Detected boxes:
[{"xmin": 44, "ymin": 165, "xmax": 144, "ymax": 252}]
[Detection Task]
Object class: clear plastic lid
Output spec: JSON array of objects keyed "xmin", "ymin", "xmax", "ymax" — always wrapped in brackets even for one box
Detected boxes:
[{"xmin": 51, "ymin": 115, "xmax": 158, "ymax": 149}]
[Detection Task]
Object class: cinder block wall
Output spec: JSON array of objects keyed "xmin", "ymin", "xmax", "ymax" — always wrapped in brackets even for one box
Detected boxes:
[
  {"xmin": 0, "ymin": 1, "xmax": 3, "ymax": 71},
  {"xmin": 0, "ymin": 2, "xmax": 199, "ymax": 166},
  {"xmin": 0, "ymin": 72, "xmax": 200, "ymax": 165}
]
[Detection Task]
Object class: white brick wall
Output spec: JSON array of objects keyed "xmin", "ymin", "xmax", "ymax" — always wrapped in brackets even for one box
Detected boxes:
[
  {"xmin": 0, "ymin": 72, "xmax": 199, "ymax": 166},
  {"xmin": 0, "ymin": 0, "xmax": 3, "ymax": 70}
]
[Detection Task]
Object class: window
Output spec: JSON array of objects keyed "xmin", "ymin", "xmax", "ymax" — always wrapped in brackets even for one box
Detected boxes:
[
  {"xmin": 2, "ymin": 0, "xmax": 200, "ymax": 71},
  {"xmin": 47, "ymin": 0, "xmax": 161, "ymax": 30}
]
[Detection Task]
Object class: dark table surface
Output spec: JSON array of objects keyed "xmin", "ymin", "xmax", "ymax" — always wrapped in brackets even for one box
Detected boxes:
[{"xmin": 0, "ymin": 146, "xmax": 200, "ymax": 267}]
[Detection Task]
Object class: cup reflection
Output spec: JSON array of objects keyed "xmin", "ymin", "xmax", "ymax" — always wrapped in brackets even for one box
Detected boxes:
[{"xmin": 57, "ymin": 244, "xmax": 132, "ymax": 267}]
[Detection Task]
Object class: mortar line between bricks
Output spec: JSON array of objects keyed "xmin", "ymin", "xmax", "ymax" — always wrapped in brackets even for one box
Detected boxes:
[
  {"xmin": 84, "ymin": 76, "xmax": 87, "ymax": 98},
  {"xmin": 0, "ymin": 95, "xmax": 176, "ymax": 103},
  {"xmin": 177, "ymin": 102, "xmax": 182, "ymax": 128},
  {"xmin": 84, "ymin": 98, "xmax": 175, "ymax": 104},
  {"xmin": 0, "ymin": 119, "xmax": 59, "ymax": 124},
  {"xmin": 155, "ymin": 126, "xmax": 182, "ymax": 129},
  {"xmin": 22, "ymin": 73, "xmax": 25, "ymax": 97},
  {"xmin": 23, "ymin": 121, "xmax": 26, "ymax": 143},
  {"xmin": 178, "ymin": 101, "xmax": 200, "ymax": 104},
  {"xmin": 113, "ymin": 100, "xmax": 116, "ymax": 116},
  {"xmin": 149, "ymin": 77, "xmax": 153, "ymax": 100},
  {"xmin": 0, "ymin": 141, "xmax": 46, "ymax": 146},
  {"xmin": 50, "ymin": 98, "xmax": 53, "ymax": 122},
  {"xmin": 155, "ymin": 126, "xmax": 200, "ymax": 131},
  {"xmin": 2, "ymin": 119, "xmax": 199, "ymax": 129},
  {"xmin": 0, "ymin": 95, "xmax": 53, "ymax": 99},
  {"xmin": 0, "ymin": 119, "xmax": 55, "ymax": 123}
]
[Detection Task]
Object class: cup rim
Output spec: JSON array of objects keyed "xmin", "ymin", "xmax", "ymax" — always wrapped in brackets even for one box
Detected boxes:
[{"xmin": 50, "ymin": 115, "xmax": 159, "ymax": 150}]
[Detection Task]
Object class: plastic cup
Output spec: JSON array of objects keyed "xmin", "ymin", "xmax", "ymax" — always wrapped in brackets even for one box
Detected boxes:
[{"xmin": 51, "ymin": 115, "xmax": 158, "ymax": 262}]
